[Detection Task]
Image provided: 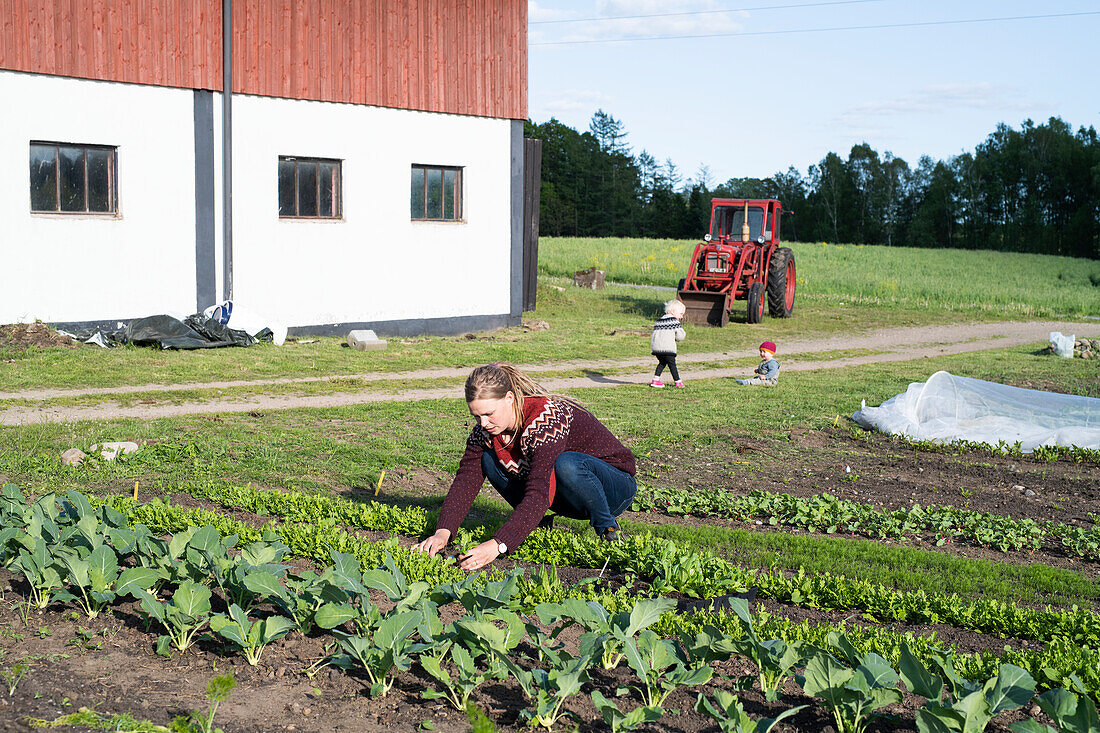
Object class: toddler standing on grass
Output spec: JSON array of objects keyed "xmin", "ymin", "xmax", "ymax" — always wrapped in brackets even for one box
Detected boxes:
[
  {"xmin": 736, "ymin": 341, "xmax": 780, "ymax": 386},
  {"xmin": 650, "ymin": 299, "xmax": 686, "ymax": 388}
]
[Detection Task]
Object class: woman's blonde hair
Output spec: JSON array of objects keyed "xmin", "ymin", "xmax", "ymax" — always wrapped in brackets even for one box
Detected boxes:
[{"xmin": 465, "ymin": 363, "xmax": 581, "ymax": 430}]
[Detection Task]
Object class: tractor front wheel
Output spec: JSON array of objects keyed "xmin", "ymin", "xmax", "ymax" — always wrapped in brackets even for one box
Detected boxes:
[
  {"xmin": 767, "ymin": 247, "xmax": 796, "ymax": 317},
  {"xmin": 746, "ymin": 282, "xmax": 765, "ymax": 324}
]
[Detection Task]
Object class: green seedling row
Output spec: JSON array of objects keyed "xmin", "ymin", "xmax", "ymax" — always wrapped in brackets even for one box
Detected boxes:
[
  {"xmin": 632, "ymin": 486, "xmax": 1100, "ymax": 560},
  {"xmin": 16, "ymin": 481, "xmax": 1098, "ymax": 698},
  {"xmin": 155, "ymin": 478, "xmax": 1100, "ymax": 650}
]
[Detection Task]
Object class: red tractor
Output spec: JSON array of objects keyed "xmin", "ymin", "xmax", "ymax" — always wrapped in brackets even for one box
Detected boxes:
[{"xmin": 677, "ymin": 198, "xmax": 796, "ymax": 326}]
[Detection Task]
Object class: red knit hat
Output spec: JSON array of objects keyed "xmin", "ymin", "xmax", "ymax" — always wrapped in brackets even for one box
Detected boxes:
[{"xmin": 760, "ymin": 341, "xmax": 777, "ymax": 355}]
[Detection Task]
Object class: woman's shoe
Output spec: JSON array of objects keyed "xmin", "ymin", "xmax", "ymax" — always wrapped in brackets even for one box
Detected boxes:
[
  {"xmin": 599, "ymin": 527, "xmax": 622, "ymax": 543},
  {"xmin": 649, "ymin": 379, "xmax": 664, "ymax": 388},
  {"xmin": 674, "ymin": 380, "xmax": 685, "ymax": 388}
]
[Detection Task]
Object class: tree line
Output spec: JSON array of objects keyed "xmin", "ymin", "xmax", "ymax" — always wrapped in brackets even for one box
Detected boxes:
[{"xmin": 526, "ymin": 112, "xmax": 1100, "ymax": 259}]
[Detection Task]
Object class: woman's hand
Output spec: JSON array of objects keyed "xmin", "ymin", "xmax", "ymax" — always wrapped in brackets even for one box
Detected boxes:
[
  {"xmin": 457, "ymin": 539, "xmax": 501, "ymax": 572},
  {"xmin": 415, "ymin": 529, "xmax": 451, "ymax": 556}
]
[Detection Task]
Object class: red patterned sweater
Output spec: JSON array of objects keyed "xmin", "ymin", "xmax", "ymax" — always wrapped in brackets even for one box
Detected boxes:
[{"xmin": 435, "ymin": 396, "xmax": 636, "ymax": 551}]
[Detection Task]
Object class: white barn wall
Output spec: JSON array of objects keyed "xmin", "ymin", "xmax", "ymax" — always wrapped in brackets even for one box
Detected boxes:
[
  {"xmin": 0, "ymin": 70, "xmax": 198, "ymax": 324},
  {"xmin": 0, "ymin": 72, "xmax": 516, "ymax": 331},
  {"xmin": 231, "ymin": 95, "xmax": 513, "ymax": 328}
]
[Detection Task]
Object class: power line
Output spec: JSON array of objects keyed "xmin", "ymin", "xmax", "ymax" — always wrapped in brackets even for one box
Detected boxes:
[
  {"xmin": 531, "ymin": 10, "xmax": 1100, "ymax": 46},
  {"xmin": 530, "ymin": 0, "xmax": 885, "ymax": 25}
]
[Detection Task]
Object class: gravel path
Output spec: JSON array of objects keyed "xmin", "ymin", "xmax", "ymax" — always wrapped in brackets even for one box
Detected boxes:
[{"xmin": 1, "ymin": 320, "xmax": 1096, "ymax": 425}]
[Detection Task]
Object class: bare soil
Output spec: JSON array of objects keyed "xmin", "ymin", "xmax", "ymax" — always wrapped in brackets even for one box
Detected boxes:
[{"xmin": 0, "ymin": 323, "xmax": 77, "ymax": 350}]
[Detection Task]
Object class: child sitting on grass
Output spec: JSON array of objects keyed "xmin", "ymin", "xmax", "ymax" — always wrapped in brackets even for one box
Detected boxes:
[
  {"xmin": 736, "ymin": 341, "xmax": 780, "ymax": 386},
  {"xmin": 650, "ymin": 299, "xmax": 686, "ymax": 388}
]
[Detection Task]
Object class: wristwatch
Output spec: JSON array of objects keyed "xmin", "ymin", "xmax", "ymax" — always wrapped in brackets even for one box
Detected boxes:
[{"xmin": 495, "ymin": 540, "xmax": 508, "ymax": 555}]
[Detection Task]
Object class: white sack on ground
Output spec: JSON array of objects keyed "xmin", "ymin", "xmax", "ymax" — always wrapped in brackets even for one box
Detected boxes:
[
  {"xmin": 852, "ymin": 371, "xmax": 1100, "ymax": 452},
  {"xmin": 203, "ymin": 301, "xmax": 287, "ymax": 346}
]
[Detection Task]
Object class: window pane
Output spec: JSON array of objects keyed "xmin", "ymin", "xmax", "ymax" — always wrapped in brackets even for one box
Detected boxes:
[
  {"xmin": 86, "ymin": 148, "xmax": 111, "ymax": 212},
  {"xmin": 298, "ymin": 162, "xmax": 318, "ymax": 216},
  {"xmin": 318, "ymin": 162, "xmax": 334, "ymax": 217},
  {"xmin": 410, "ymin": 167, "xmax": 425, "ymax": 218},
  {"xmin": 58, "ymin": 146, "xmax": 85, "ymax": 211},
  {"xmin": 426, "ymin": 168, "xmax": 443, "ymax": 219},
  {"xmin": 443, "ymin": 169, "xmax": 456, "ymax": 219},
  {"xmin": 278, "ymin": 159, "xmax": 296, "ymax": 216},
  {"xmin": 29, "ymin": 144, "xmax": 57, "ymax": 211}
]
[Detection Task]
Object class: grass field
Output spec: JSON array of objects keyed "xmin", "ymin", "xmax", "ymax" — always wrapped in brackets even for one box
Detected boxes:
[{"xmin": 540, "ymin": 237, "xmax": 1100, "ymax": 318}]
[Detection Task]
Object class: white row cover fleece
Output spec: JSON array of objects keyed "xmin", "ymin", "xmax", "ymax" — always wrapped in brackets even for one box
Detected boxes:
[{"xmin": 853, "ymin": 371, "xmax": 1100, "ymax": 452}]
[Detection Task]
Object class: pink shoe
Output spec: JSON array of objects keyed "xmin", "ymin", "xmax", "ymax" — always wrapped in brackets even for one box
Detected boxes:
[
  {"xmin": 649, "ymin": 378, "xmax": 664, "ymax": 388},
  {"xmin": 674, "ymin": 380, "xmax": 685, "ymax": 388}
]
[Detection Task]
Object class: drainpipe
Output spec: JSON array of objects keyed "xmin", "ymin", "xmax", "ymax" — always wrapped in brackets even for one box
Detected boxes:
[{"xmin": 222, "ymin": 0, "xmax": 233, "ymax": 300}]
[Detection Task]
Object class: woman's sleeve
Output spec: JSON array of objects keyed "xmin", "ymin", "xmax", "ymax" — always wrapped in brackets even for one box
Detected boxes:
[
  {"xmin": 435, "ymin": 433, "xmax": 488, "ymax": 541},
  {"xmin": 493, "ymin": 460, "xmax": 557, "ymax": 551}
]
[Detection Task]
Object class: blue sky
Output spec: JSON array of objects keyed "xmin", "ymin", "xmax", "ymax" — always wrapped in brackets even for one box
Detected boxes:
[{"xmin": 528, "ymin": 0, "xmax": 1100, "ymax": 184}]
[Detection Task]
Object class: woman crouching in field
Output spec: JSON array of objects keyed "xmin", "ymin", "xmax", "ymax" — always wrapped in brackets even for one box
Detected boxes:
[{"xmin": 415, "ymin": 363, "xmax": 637, "ymax": 571}]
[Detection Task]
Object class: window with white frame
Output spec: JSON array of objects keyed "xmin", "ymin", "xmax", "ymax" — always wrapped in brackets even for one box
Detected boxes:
[{"xmin": 29, "ymin": 142, "xmax": 118, "ymax": 214}]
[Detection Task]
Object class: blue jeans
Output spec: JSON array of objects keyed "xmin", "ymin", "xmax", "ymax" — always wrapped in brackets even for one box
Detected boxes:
[{"xmin": 481, "ymin": 450, "xmax": 636, "ymax": 533}]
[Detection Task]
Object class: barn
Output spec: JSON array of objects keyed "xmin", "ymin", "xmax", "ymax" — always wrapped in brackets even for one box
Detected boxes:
[{"xmin": 0, "ymin": 0, "xmax": 538, "ymax": 337}]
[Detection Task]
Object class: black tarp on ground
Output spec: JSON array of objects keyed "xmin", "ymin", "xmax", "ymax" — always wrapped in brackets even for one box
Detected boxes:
[{"xmin": 69, "ymin": 314, "xmax": 271, "ymax": 349}]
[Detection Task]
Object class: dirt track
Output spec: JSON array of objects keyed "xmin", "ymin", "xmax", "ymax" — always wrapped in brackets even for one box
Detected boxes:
[{"xmin": 1, "ymin": 320, "xmax": 1097, "ymax": 425}]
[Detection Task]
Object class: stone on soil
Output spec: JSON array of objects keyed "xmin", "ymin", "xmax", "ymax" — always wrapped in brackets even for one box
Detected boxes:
[
  {"xmin": 89, "ymin": 441, "xmax": 140, "ymax": 461},
  {"xmin": 61, "ymin": 448, "xmax": 87, "ymax": 466}
]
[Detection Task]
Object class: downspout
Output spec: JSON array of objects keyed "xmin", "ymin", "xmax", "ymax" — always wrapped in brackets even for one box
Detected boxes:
[{"xmin": 222, "ymin": 0, "xmax": 233, "ymax": 300}]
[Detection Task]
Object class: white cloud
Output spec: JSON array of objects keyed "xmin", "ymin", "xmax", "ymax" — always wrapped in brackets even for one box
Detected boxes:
[
  {"xmin": 534, "ymin": 0, "xmax": 745, "ymax": 44},
  {"xmin": 533, "ymin": 89, "xmax": 614, "ymax": 117},
  {"xmin": 528, "ymin": 0, "xmax": 572, "ymax": 24},
  {"xmin": 838, "ymin": 83, "xmax": 1042, "ymax": 122}
]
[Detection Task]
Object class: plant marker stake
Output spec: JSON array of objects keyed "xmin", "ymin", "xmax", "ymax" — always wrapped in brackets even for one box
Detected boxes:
[
  {"xmin": 374, "ymin": 470, "xmax": 385, "ymax": 496},
  {"xmin": 598, "ymin": 555, "xmax": 611, "ymax": 579},
  {"xmin": 833, "ymin": 414, "xmax": 840, "ymax": 427},
  {"xmin": 133, "ymin": 479, "xmax": 139, "ymax": 500}
]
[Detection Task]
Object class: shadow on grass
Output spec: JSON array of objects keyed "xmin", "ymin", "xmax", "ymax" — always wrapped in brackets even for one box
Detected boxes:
[
  {"xmin": 581, "ymin": 370, "xmax": 635, "ymax": 385},
  {"xmin": 607, "ymin": 292, "xmax": 664, "ymax": 318}
]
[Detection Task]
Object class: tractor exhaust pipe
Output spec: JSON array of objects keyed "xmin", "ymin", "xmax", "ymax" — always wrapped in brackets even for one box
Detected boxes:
[{"xmin": 741, "ymin": 200, "xmax": 750, "ymax": 243}]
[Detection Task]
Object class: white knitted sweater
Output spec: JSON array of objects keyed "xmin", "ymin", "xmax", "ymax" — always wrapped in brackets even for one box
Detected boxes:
[{"xmin": 650, "ymin": 314, "xmax": 686, "ymax": 354}]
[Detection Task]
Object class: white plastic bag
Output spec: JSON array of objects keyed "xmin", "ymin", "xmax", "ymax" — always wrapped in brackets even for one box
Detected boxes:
[
  {"xmin": 1049, "ymin": 331, "xmax": 1076, "ymax": 358},
  {"xmin": 203, "ymin": 300, "xmax": 287, "ymax": 346}
]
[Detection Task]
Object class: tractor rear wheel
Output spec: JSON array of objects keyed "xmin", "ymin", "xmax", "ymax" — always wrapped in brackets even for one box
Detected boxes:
[
  {"xmin": 767, "ymin": 247, "xmax": 796, "ymax": 317},
  {"xmin": 746, "ymin": 282, "xmax": 765, "ymax": 324}
]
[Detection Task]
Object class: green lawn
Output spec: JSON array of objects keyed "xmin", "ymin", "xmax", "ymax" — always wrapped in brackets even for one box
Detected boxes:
[
  {"xmin": 2, "ymin": 342, "xmax": 1094, "ymax": 498},
  {"xmin": 0, "ymin": 282, "xmax": 963, "ymax": 393}
]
